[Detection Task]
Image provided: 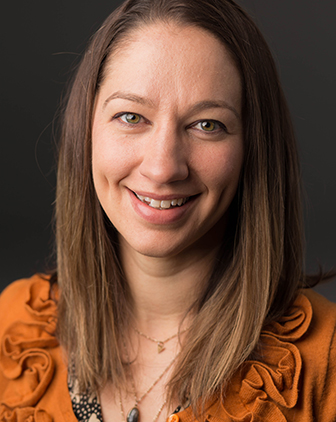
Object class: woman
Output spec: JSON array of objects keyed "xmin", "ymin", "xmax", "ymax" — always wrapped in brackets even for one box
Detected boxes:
[{"xmin": 1, "ymin": 0, "xmax": 335, "ymax": 421}]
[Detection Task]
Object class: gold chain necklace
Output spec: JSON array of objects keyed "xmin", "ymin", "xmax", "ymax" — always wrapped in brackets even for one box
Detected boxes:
[
  {"xmin": 119, "ymin": 339, "xmax": 180, "ymax": 422},
  {"xmin": 119, "ymin": 391, "xmax": 167, "ymax": 422},
  {"xmin": 133, "ymin": 326, "xmax": 189, "ymax": 353}
]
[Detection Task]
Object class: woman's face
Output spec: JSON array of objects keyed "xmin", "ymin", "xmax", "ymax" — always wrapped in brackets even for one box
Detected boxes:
[{"xmin": 92, "ymin": 23, "xmax": 244, "ymax": 259}]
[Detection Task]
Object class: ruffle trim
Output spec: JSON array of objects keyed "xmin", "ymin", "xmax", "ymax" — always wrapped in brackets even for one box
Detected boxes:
[
  {"xmin": 218, "ymin": 293, "xmax": 312, "ymax": 422},
  {"xmin": 0, "ymin": 277, "xmax": 58, "ymax": 421},
  {"xmin": 0, "ymin": 279, "xmax": 313, "ymax": 422}
]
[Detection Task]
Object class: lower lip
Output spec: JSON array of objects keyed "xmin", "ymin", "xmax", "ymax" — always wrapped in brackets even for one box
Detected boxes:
[{"xmin": 128, "ymin": 190, "xmax": 197, "ymax": 225}]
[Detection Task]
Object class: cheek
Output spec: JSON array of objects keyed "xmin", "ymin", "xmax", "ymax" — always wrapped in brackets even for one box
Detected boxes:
[
  {"xmin": 92, "ymin": 127, "xmax": 137, "ymax": 187},
  {"xmin": 195, "ymin": 141, "xmax": 244, "ymax": 195}
]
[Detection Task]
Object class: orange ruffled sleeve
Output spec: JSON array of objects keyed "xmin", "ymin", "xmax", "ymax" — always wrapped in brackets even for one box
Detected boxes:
[
  {"xmin": 177, "ymin": 291, "xmax": 336, "ymax": 422},
  {"xmin": 217, "ymin": 294, "xmax": 312, "ymax": 422},
  {"xmin": 0, "ymin": 275, "xmax": 76, "ymax": 422}
]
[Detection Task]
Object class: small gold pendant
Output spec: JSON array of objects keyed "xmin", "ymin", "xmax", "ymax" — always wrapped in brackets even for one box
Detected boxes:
[{"xmin": 157, "ymin": 341, "xmax": 165, "ymax": 353}]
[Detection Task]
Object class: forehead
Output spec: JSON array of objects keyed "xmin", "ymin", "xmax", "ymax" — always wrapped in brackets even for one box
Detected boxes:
[{"xmin": 98, "ymin": 23, "xmax": 242, "ymax": 111}]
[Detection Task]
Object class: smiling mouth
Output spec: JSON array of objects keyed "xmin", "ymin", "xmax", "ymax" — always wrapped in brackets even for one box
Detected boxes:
[{"xmin": 134, "ymin": 192, "xmax": 191, "ymax": 210}]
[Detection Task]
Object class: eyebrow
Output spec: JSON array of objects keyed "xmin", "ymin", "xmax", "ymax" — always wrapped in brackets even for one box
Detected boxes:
[
  {"xmin": 189, "ymin": 100, "xmax": 240, "ymax": 119},
  {"xmin": 103, "ymin": 91, "xmax": 240, "ymax": 119},
  {"xmin": 103, "ymin": 91, "xmax": 155, "ymax": 110}
]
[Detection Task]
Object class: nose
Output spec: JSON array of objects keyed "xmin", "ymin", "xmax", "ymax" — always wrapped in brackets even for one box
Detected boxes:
[{"xmin": 139, "ymin": 125, "xmax": 189, "ymax": 184}]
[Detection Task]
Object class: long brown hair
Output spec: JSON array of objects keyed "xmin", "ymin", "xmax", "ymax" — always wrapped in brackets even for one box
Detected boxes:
[{"xmin": 55, "ymin": 0, "xmax": 308, "ymax": 410}]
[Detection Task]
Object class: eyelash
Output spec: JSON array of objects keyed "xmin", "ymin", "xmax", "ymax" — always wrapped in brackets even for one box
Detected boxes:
[
  {"xmin": 113, "ymin": 112, "xmax": 228, "ymax": 134},
  {"xmin": 190, "ymin": 120, "xmax": 228, "ymax": 134},
  {"xmin": 113, "ymin": 112, "xmax": 146, "ymax": 125}
]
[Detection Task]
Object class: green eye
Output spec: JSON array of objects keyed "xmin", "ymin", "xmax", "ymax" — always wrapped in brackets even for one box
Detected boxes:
[
  {"xmin": 122, "ymin": 113, "xmax": 141, "ymax": 124},
  {"xmin": 200, "ymin": 121, "xmax": 216, "ymax": 131}
]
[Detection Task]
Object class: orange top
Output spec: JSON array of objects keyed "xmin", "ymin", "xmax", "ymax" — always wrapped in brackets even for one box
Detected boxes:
[{"xmin": 1, "ymin": 274, "xmax": 336, "ymax": 422}]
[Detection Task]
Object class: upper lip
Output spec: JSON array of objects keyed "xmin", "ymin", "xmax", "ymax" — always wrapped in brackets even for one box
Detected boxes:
[{"xmin": 129, "ymin": 189, "xmax": 198, "ymax": 200}]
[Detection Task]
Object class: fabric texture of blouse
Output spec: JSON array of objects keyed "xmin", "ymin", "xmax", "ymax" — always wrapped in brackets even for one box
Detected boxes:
[{"xmin": 1, "ymin": 274, "xmax": 336, "ymax": 422}]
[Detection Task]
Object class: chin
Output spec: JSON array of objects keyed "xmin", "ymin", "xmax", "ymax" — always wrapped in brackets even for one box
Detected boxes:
[{"xmin": 119, "ymin": 234, "xmax": 193, "ymax": 260}]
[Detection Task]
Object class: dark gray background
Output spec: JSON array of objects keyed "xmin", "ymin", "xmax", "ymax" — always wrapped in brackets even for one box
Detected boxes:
[{"xmin": 1, "ymin": 1, "xmax": 335, "ymax": 297}]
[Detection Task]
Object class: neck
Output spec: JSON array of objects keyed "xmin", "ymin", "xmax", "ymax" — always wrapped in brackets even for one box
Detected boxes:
[{"xmin": 119, "ymin": 238, "xmax": 218, "ymax": 336}]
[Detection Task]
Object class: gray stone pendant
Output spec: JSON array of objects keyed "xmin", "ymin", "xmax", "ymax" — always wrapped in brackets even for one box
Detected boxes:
[{"xmin": 127, "ymin": 407, "xmax": 140, "ymax": 422}]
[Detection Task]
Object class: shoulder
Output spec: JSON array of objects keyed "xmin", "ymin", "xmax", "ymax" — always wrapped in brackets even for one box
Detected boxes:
[
  {"xmin": 260, "ymin": 290, "xmax": 336, "ymax": 421},
  {"xmin": 293, "ymin": 290, "xmax": 336, "ymax": 420},
  {"xmin": 303, "ymin": 288, "xmax": 336, "ymax": 332},
  {"xmin": 298, "ymin": 289, "xmax": 336, "ymax": 357},
  {"xmin": 271, "ymin": 288, "xmax": 336, "ymax": 350},
  {"xmin": 292, "ymin": 289, "xmax": 336, "ymax": 384},
  {"xmin": 0, "ymin": 275, "xmax": 76, "ymax": 422},
  {"xmin": 0, "ymin": 274, "xmax": 56, "ymax": 338},
  {"xmin": 197, "ymin": 289, "xmax": 336, "ymax": 422}
]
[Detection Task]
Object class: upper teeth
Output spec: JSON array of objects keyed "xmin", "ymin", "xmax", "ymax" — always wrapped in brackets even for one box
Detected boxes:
[{"xmin": 135, "ymin": 194, "xmax": 188, "ymax": 209}]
